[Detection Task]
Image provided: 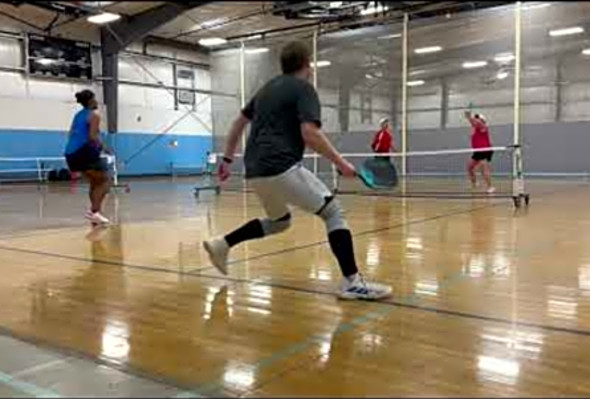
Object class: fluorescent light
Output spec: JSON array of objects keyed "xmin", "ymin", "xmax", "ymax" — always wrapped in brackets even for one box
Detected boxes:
[
  {"xmin": 582, "ymin": 48, "xmax": 590, "ymax": 55},
  {"xmin": 494, "ymin": 53, "xmax": 515, "ymax": 63},
  {"xmin": 365, "ymin": 74, "xmax": 374, "ymax": 79},
  {"xmin": 407, "ymin": 80, "xmax": 425, "ymax": 87},
  {"xmin": 497, "ymin": 71, "xmax": 509, "ymax": 80},
  {"xmin": 378, "ymin": 33, "xmax": 401, "ymax": 40},
  {"xmin": 522, "ymin": 2, "xmax": 551, "ymax": 10},
  {"xmin": 360, "ymin": 4, "xmax": 388, "ymax": 16},
  {"xmin": 245, "ymin": 47, "xmax": 269, "ymax": 55},
  {"xmin": 414, "ymin": 46, "xmax": 442, "ymax": 54},
  {"xmin": 329, "ymin": 1, "xmax": 343, "ymax": 8},
  {"xmin": 201, "ymin": 18, "xmax": 224, "ymax": 29},
  {"xmin": 87, "ymin": 12, "xmax": 121, "ymax": 24},
  {"xmin": 244, "ymin": 34, "xmax": 262, "ymax": 42},
  {"xmin": 549, "ymin": 26, "xmax": 584, "ymax": 37},
  {"xmin": 198, "ymin": 37, "xmax": 227, "ymax": 46},
  {"xmin": 83, "ymin": 2, "xmax": 115, "ymax": 7},
  {"xmin": 311, "ymin": 60, "xmax": 331, "ymax": 68},
  {"xmin": 463, "ymin": 60, "xmax": 488, "ymax": 69},
  {"xmin": 36, "ymin": 58, "xmax": 55, "ymax": 65}
]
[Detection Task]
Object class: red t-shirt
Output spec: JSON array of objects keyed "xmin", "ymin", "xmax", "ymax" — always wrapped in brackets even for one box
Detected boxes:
[
  {"xmin": 471, "ymin": 119, "xmax": 492, "ymax": 149},
  {"xmin": 372, "ymin": 128, "xmax": 393, "ymax": 153}
]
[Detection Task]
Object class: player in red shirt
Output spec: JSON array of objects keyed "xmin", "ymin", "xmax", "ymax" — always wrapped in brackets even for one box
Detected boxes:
[
  {"xmin": 371, "ymin": 118, "xmax": 396, "ymax": 159},
  {"xmin": 465, "ymin": 110, "xmax": 495, "ymax": 193}
]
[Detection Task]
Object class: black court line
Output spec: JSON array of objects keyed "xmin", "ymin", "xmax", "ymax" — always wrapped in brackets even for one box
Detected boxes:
[
  {"xmin": 187, "ymin": 202, "xmax": 500, "ymax": 274},
  {"xmin": 188, "ymin": 276, "xmax": 590, "ymax": 339},
  {"xmin": 3, "ymin": 220, "xmax": 590, "ymax": 341},
  {"xmin": 0, "ymin": 189, "xmax": 586, "ymax": 394},
  {"xmin": 0, "ymin": 202, "xmax": 495, "ymax": 281},
  {"xmin": 382, "ymin": 299, "xmax": 590, "ymax": 337}
]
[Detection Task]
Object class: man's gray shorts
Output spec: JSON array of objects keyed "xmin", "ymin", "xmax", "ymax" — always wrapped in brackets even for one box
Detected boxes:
[{"xmin": 248, "ymin": 164, "xmax": 332, "ymax": 219}]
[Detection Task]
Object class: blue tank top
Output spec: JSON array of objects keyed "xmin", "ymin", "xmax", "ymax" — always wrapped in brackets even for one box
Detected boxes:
[{"xmin": 65, "ymin": 108, "xmax": 92, "ymax": 155}]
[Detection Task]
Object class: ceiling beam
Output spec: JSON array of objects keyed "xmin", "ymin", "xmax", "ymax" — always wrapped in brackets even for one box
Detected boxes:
[
  {"xmin": 100, "ymin": 1, "xmax": 211, "ymax": 134},
  {"xmin": 101, "ymin": 2, "xmax": 211, "ymax": 54},
  {"xmin": 143, "ymin": 35, "xmax": 209, "ymax": 56}
]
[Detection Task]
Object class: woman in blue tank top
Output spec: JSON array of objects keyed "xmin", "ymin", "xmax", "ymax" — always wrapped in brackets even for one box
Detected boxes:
[{"xmin": 65, "ymin": 90, "xmax": 111, "ymax": 225}]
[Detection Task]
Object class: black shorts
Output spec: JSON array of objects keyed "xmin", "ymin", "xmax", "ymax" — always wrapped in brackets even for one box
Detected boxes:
[
  {"xmin": 374, "ymin": 155, "xmax": 391, "ymax": 162},
  {"xmin": 472, "ymin": 150, "xmax": 493, "ymax": 162},
  {"xmin": 65, "ymin": 144, "xmax": 106, "ymax": 172}
]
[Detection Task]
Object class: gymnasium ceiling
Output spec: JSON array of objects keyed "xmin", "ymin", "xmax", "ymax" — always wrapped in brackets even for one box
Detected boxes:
[{"xmin": 1, "ymin": 1, "xmax": 590, "ymax": 92}]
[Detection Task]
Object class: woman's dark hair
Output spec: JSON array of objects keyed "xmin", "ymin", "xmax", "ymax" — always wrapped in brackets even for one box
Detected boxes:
[
  {"xmin": 75, "ymin": 89, "xmax": 95, "ymax": 107},
  {"xmin": 280, "ymin": 41, "xmax": 311, "ymax": 74}
]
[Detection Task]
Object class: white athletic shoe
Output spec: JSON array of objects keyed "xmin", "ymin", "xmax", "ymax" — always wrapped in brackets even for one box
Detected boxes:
[
  {"xmin": 487, "ymin": 187, "xmax": 496, "ymax": 194},
  {"xmin": 339, "ymin": 274, "xmax": 392, "ymax": 300},
  {"xmin": 203, "ymin": 238, "xmax": 230, "ymax": 275},
  {"xmin": 85, "ymin": 211, "xmax": 110, "ymax": 225}
]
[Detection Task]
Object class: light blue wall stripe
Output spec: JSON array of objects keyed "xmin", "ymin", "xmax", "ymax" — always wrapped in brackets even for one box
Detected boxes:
[{"xmin": 0, "ymin": 129, "xmax": 212, "ymax": 176}]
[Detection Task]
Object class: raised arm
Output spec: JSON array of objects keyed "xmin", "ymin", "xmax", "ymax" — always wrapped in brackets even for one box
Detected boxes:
[{"xmin": 464, "ymin": 110, "xmax": 484, "ymax": 129}]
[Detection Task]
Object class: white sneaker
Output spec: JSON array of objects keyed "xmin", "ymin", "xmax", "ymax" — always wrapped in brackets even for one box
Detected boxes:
[
  {"xmin": 487, "ymin": 187, "xmax": 496, "ymax": 194},
  {"xmin": 85, "ymin": 211, "xmax": 110, "ymax": 225},
  {"xmin": 339, "ymin": 274, "xmax": 392, "ymax": 300},
  {"xmin": 203, "ymin": 238, "xmax": 230, "ymax": 275}
]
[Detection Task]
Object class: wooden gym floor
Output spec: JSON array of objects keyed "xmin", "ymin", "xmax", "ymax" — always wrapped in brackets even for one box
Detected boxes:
[{"xmin": 1, "ymin": 178, "xmax": 590, "ymax": 397}]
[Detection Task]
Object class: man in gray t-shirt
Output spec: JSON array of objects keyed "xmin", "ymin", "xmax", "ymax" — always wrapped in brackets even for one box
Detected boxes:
[
  {"xmin": 242, "ymin": 72, "xmax": 320, "ymax": 178},
  {"xmin": 203, "ymin": 41, "xmax": 391, "ymax": 301}
]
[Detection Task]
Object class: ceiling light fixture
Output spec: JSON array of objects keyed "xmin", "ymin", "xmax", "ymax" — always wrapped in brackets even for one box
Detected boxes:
[
  {"xmin": 407, "ymin": 80, "xmax": 425, "ymax": 87},
  {"xmin": 245, "ymin": 47, "xmax": 269, "ymax": 55},
  {"xmin": 36, "ymin": 58, "xmax": 55, "ymax": 65},
  {"xmin": 378, "ymin": 33, "xmax": 401, "ymax": 40},
  {"xmin": 522, "ymin": 2, "xmax": 551, "ymax": 10},
  {"xmin": 582, "ymin": 48, "xmax": 590, "ymax": 55},
  {"xmin": 201, "ymin": 18, "xmax": 224, "ymax": 29},
  {"xmin": 312, "ymin": 60, "xmax": 331, "ymax": 68},
  {"xmin": 497, "ymin": 70, "xmax": 509, "ymax": 80},
  {"xmin": 463, "ymin": 60, "xmax": 488, "ymax": 69},
  {"xmin": 494, "ymin": 53, "xmax": 515, "ymax": 63},
  {"xmin": 549, "ymin": 26, "xmax": 584, "ymax": 37},
  {"xmin": 360, "ymin": 4, "xmax": 389, "ymax": 16},
  {"xmin": 409, "ymin": 69, "xmax": 426, "ymax": 76},
  {"xmin": 87, "ymin": 12, "xmax": 121, "ymax": 24},
  {"xmin": 198, "ymin": 37, "xmax": 227, "ymax": 47},
  {"xmin": 414, "ymin": 46, "xmax": 442, "ymax": 54}
]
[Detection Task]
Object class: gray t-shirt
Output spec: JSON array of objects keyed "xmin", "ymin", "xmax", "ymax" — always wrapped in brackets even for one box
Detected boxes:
[{"xmin": 242, "ymin": 74, "xmax": 321, "ymax": 179}]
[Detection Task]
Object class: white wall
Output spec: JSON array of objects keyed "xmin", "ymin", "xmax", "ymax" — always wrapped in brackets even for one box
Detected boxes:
[
  {"xmin": 117, "ymin": 54, "xmax": 212, "ymax": 136},
  {"xmin": 0, "ymin": 17, "xmax": 212, "ymax": 137}
]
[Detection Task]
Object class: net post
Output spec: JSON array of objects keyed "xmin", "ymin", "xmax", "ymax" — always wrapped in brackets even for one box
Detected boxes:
[
  {"xmin": 111, "ymin": 155, "xmax": 119, "ymax": 186},
  {"xmin": 240, "ymin": 41, "xmax": 246, "ymax": 176},
  {"xmin": 401, "ymin": 12, "xmax": 409, "ymax": 179},
  {"xmin": 513, "ymin": 2, "xmax": 524, "ymax": 197},
  {"xmin": 331, "ymin": 163, "xmax": 338, "ymax": 192},
  {"xmin": 36, "ymin": 158, "xmax": 42, "ymax": 183},
  {"xmin": 313, "ymin": 154, "xmax": 318, "ymax": 176},
  {"xmin": 312, "ymin": 28, "xmax": 318, "ymax": 89}
]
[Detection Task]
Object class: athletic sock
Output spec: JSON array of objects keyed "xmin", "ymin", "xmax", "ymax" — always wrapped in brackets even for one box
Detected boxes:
[
  {"xmin": 224, "ymin": 219, "xmax": 265, "ymax": 248},
  {"xmin": 328, "ymin": 229, "xmax": 359, "ymax": 278}
]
